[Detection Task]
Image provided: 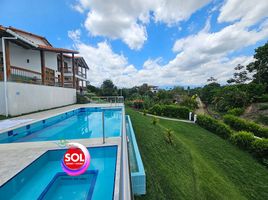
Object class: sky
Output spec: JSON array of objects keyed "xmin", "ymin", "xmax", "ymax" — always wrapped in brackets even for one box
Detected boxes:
[{"xmin": 0, "ymin": 0, "xmax": 268, "ymax": 88}]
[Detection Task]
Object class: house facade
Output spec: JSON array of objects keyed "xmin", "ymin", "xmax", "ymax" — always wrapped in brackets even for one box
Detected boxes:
[
  {"xmin": 0, "ymin": 26, "xmax": 89, "ymax": 116},
  {"xmin": 149, "ymin": 85, "xmax": 159, "ymax": 93}
]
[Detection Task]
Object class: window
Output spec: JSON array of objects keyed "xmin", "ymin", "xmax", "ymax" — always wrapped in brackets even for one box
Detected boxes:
[{"xmin": 27, "ymin": 59, "xmax": 30, "ymax": 63}]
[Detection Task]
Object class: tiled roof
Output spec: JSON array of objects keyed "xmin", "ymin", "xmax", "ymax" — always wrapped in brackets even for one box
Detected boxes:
[
  {"xmin": 8, "ymin": 26, "xmax": 52, "ymax": 47},
  {"xmin": 38, "ymin": 45, "xmax": 79, "ymax": 54},
  {"xmin": 0, "ymin": 25, "xmax": 79, "ymax": 54}
]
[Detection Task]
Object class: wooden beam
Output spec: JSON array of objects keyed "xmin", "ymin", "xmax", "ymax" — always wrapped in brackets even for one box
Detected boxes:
[
  {"xmin": 72, "ymin": 53, "xmax": 76, "ymax": 89},
  {"xmin": 5, "ymin": 40, "xmax": 11, "ymax": 80},
  {"xmin": 40, "ymin": 50, "xmax": 45, "ymax": 84},
  {"xmin": 60, "ymin": 53, "xmax": 64, "ymax": 87}
]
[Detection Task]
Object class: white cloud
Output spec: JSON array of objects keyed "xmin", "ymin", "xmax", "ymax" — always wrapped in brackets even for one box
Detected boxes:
[
  {"xmin": 72, "ymin": 36, "xmax": 254, "ymax": 87},
  {"xmin": 218, "ymin": 0, "xmax": 268, "ymax": 27},
  {"xmin": 68, "ymin": 29, "xmax": 81, "ymax": 41},
  {"xmin": 172, "ymin": 19, "xmax": 268, "ymax": 70},
  {"xmin": 154, "ymin": 0, "xmax": 211, "ymax": 25},
  {"xmin": 73, "ymin": 0, "xmax": 213, "ymax": 50}
]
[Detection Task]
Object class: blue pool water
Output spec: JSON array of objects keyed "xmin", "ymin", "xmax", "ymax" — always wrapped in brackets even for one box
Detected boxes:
[
  {"xmin": 0, "ymin": 146, "xmax": 117, "ymax": 200},
  {"xmin": 0, "ymin": 108, "xmax": 122, "ymax": 143}
]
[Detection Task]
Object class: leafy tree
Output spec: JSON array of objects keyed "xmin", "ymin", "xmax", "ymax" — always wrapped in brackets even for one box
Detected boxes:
[
  {"xmin": 213, "ymin": 86, "xmax": 249, "ymax": 112},
  {"xmin": 207, "ymin": 76, "xmax": 217, "ymax": 83},
  {"xmin": 247, "ymin": 42, "xmax": 268, "ymax": 85},
  {"xmin": 138, "ymin": 83, "xmax": 150, "ymax": 95},
  {"xmin": 86, "ymin": 84, "xmax": 101, "ymax": 95},
  {"xmin": 180, "ymin": 96, "xmax": 198, "ymax": 110},
  {"xmin": 227, "ymin": 64, "xmax": 250, "ymax": 84},
  {"xmin": 100, "ymin": 79, "xmax": 118, "ymax": 96},
  {"xmin": 200, "ymin": 82, "xmax": 221, "ymax": 105}
]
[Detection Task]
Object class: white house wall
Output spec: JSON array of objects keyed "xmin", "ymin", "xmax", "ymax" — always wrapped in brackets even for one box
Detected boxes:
[
  {"xmin": 0, "ymin": 82, "xmax": 76, "ymax": 116},
  {"xmin": 9, "ymin": 42, "xmax": 41, "ymax": 73},
  {"xmin": 44, "ymin": 51, "xmax": 58, "ymax": 72}
]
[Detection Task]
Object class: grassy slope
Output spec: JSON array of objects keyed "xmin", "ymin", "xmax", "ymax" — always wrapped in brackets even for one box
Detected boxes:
[{"xmin": 126, "ymin": 108, "xmax": 268, "ymax": 200}]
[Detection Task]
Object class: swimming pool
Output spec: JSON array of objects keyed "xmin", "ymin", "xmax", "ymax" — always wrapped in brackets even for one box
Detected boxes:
[
  {"xmin": 0, "ymin": 146, "xmax": 118, "ymax": 200},
  {"xmin": 0, "ymin": 107, "xmax": 122, "ymax": 143}
]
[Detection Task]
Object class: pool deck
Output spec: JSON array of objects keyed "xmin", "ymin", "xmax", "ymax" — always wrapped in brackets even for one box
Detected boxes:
[{"xmin": 0, "ymin": 103, "xmax": 124, "ymax": 200}]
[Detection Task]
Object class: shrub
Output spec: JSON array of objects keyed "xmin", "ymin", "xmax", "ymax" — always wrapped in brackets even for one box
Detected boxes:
[
  {"xmin": 143, "ymin": 109, "xmax": 147, "ymax": 116},
  {"xmin": 165, "ymin": 128, "xmax": 174, "ymax": 144},
  {"xmin": 149, "ymin": 104, "xmax": 190, "ymax": 119},
  {"xmin": 149, "ymin": 104, "xmax": 163, "ymax": 115},
  {"xmin": 227, "ymin": 108, "xmax": 245, "ymax": 116},
  {"xmin": 133, "ymin": 100, "xmax": 144, "ymax": 109},
  {"xmin": 196, "ymin": 115, "xmax": 232, "ymax": 139},
  {"xmin": 180, "ymin": 97, "xmax": 198, "ymax": 110},
  {"xmin": 251, "ymin": 138, "xmax": 268, "ymax": 166},
  {"xmin": 152, "ymin": 117, "xmax": 158, "ymax": 125},
  {"xmin": 258, "ymin": 104, "xmax": 268, "ymax": 110},
  {"xmin": 257, "ymin": 114, "xmax": 268, "ymax": 125},
  {"xmin": 230, "ymin": 131, "xmax": 255, "ymax": 150},
  {"xmin": 125, "ymin": 101, "xmax": 134, "ymax": 107},
  {"xmin": 77, "ymin": 94, "xmax": 89, "ymax": 104},
  {"xmin": 223, "ymin": 115, "xmax": 268, "ymax": 138},
  {"xmin": 255, "ymin": 94, "xmax": 268, "ymax": 103}
]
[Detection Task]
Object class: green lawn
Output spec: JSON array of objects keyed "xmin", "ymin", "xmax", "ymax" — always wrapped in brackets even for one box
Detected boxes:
[{"xmin": 126, "ymin": 108, "xmax": 268, "ymax": 200}]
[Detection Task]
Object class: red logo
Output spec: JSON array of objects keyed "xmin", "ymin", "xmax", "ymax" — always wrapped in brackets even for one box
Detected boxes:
[{"xmin": 63, "ymin": 147, "xmax": 85, "ymax": 170}]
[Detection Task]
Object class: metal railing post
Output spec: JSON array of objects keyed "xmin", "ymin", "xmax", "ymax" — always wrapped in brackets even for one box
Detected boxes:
[{"xmin": 102, "ymin": 110, "xmax": 105, "ymax": 144}]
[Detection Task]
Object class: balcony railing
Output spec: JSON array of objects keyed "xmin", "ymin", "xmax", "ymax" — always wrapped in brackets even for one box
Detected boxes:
[{"xmin": 10, "ymin": 66, "xmax": 42, "ymax": 84}]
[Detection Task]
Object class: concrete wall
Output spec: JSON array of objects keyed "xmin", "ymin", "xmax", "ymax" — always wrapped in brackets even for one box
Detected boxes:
[
  {"xmin": 9, "ymin": 43, "xmax": 41, "ymax": 73},
  {"xmin": 0, "ymin": 82, "xmax": 76, "ymax": 116}
]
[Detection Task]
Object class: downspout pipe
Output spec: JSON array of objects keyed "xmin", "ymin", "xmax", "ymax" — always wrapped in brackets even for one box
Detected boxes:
[{"xmin": 2, "ymin": 36, "xmax": 17, "ymax": 117}]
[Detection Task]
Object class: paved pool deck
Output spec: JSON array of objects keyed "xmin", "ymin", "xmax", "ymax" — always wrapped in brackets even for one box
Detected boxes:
[{"xmin": 0, "ymin": 103, "xmax": 124, "ymax": 200}]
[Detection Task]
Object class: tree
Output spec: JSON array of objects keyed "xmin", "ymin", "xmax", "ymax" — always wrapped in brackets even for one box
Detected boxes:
[
  {"xmin": 200, "ymin": 82, "xmax": 221, "ymax": 105},
  {"xmin": 87, "ymin": 84, "xmax": 101, "ymax": 95},
  {"xmin": 227, "ymin": 64, "xmax": 250, "ymax": 84},
  {"xmin": 247, "ymin": 42, "xmax": 268, "ymax": 85},
  {"xmin": 212, "ymin": 86, "xmax": 249, "ymax": 112},
  {"xmin": 138, "ymin": 83, "xmax": 150, "ymax": 95},
  {"xmin": 101, "ymin": 79, "xmax": 117, "ymax": 96},
  {"xmin": 207, "ymin": 76, "xmax": 217, "ymax": 83}
]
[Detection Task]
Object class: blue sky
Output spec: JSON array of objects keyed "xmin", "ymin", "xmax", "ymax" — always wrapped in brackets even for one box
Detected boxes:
[{"xmin": 1, "ymin": 0, "xmax": 268, "ymax": 87}]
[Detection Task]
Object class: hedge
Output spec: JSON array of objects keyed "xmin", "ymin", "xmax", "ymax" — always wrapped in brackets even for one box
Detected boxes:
[
  {"xmin": 223, "ymin": 115, "xmax": 268, "ymax": 138},
  {"xmin": 251, "ymin": 138, "xmax": 268, "ymax": 165},
  {"xmin": 227, "ymin": 108, "xmax": 245, "ymax": 116},
  {"xmin": 230, "ymin": 131, "xmax": 255, "ymax": 150},
  {"xmin": 196, "ymin": 115, "xmax": 232, "ymax": 139},
  {"xmin": 149, "ymin": 104, "xmax": 190, "ymax": 119},
  {"xmin": 197, "ymin": 115, "xmax": 268, "ymax": 166}
]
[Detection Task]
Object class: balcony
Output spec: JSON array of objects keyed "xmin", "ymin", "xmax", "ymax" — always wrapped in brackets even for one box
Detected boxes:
[{"xmin": 10, "ymin": 66, "xmax": 42, "ymax": 84}]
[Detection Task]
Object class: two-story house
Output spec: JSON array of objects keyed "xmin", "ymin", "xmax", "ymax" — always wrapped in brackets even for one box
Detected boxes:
[{"xmin": 0, "ymin": 25, "xmax": 89, "ymax": 116}]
